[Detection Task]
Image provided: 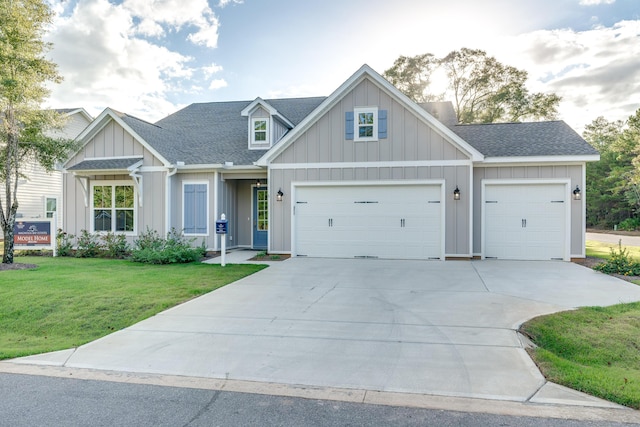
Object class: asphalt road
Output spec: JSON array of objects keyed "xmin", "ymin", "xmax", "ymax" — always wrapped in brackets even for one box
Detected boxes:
[{"xmin": 0, "ymin": 373, "xmax": 634, "ymax": 427}]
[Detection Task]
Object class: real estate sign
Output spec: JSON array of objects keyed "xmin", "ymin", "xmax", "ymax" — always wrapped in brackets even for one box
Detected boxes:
[{"xmin": 13, "ymin": 219, "xmax": 54, "ymax": 249}]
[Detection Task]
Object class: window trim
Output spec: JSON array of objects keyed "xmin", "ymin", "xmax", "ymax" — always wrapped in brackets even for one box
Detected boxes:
[
  {"xmin": 250, "ymin": 117, "xmax": 270, "ymax": 147},
  {"xmin": 90, "ymin": 180, "xmax": 137, "ymax": 235},
  {"xmin": 354, "ymin": 107, "xmax": 379, "ymax": 142},
  {"xmin": 44, "ymin": 196, "xmax": 58, "ymax": 219},
  {"xmin": 182, "ymin": 181, "xmax": 210, "ymax": 236}
]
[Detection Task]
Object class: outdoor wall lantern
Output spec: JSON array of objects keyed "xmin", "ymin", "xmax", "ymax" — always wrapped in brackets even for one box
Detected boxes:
[
  {"xmin": 276, "ymin": 189, "xmax": 284, "ymax": 202},
  {"xmin": 573, "ymin": 185, "xmax": 581, "ymax": 200},
  {"xmin": 256, "ymin": 179, "xmax": 261, "ymax": 188},
  {"xmin": 453, "ymin": 186, "xmax": 461, "ymax": 201}
]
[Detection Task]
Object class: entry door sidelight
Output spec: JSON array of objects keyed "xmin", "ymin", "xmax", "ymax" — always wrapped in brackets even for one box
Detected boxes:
[{"xmin": 253, "ymin": 187, "xmax": 268, "ymax": 249}]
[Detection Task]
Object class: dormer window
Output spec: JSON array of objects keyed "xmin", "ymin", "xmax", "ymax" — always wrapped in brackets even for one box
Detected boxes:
[
  {"xmin": 253, "ymin": 119, "xmax": 268, "ymax": 143},
  {"xmin": 252, "ymin": 118, "xmax": 270, "ymax": 146}
]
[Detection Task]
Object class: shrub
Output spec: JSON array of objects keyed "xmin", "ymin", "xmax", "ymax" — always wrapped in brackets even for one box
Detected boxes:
[
  {"xmin": 618, "ymin": 217, "xmax": 640, "ymax": 231},
  {"xmin": 56, "ymin": 229, "xmax": 75, "ymax": 257},
  {"xmin": 102, "ymin": 232, "xmax": 130, "ymax": 259},
  {"xmin": 130, "ymin": 228, "xmax": 205, "ymax": 264},
  {"xmin": 75, "ymin": 230, "xmax": 102, "ymax": 258},
  {"xmin": 594, "ymin": 240, "xmax": 640, "ymax": 276}
]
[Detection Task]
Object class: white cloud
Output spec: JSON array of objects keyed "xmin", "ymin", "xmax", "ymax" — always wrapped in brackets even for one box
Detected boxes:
[
  {"xmin": 494, "ymin": 20, "xmax": 640, "ymax": 131},
  {"xmin": 202, "ymin": 63, "xmax": 224, "ymax": 77},
  {"xmin": 579, "ymin": 0, "xmax": 615, "ymax": 5},
  {"xmin": 122, "ymin": 0, "xmax": 220, "ymax": 48},
  {"xmin": 209, "ymin": 78, "xmax": 228, "ymax": 90},
  {"xmin": 46, "ymin": 0, "xmax": 195, "ymax": 121},
  {"xmin": 218, "ymin": 0, "xmax": 243, "ymax": 7}
]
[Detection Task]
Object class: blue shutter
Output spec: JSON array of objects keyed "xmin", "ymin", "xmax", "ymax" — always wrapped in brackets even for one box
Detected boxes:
[
  {"xmin": 345, "ymin": 111, "xmax": 354, "ymax": 140},
  {"xmin": 184, "ymin": 185, "xmax": 196, "ymax": 234},
  {"xmin": 184, "ymin": 184, "xmax": 207, "ymax": 234},
  {"xmin": 378, "ymin": 110, "xmax": 387, "ymax": 139}
]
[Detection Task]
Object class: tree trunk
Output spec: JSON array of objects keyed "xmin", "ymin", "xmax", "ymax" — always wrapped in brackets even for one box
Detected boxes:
[{"xmin": 3, "ymin": 225, "xmax": 14, "ymax": 264}]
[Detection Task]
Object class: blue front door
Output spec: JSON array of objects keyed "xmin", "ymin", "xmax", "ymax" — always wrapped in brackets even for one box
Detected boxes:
[{"xmin": 253, "ymin": 187, "xmax": 268, "ymax": 249}]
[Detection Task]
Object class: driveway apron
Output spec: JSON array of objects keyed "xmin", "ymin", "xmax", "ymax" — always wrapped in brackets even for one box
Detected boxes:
[{"xmin": 13, "ymin": 258, "xmax": 640, "ymax": 402}]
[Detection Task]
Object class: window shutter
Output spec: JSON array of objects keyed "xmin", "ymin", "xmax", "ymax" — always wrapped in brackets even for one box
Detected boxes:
[
  {"xmin": 345, "ymin": 111, "xmax": 354, "ymax": 140},
  {"xmin": 378, "ymin": 110, "xmax": 387, "ymax": 139},
  {"xmin": 184, "ymin": 184, "xmax": 207, "ymax": 234}
]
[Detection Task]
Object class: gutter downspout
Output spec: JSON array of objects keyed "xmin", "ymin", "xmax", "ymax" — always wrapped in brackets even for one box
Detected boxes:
[{"xmin": 165, "ymin": 165, "xmax": 178, "ymax": 234}]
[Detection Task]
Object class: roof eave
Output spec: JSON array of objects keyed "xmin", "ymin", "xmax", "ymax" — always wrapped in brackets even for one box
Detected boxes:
[{"xmin": 477, "ymin": 154, "xmax": 600, "ymax": 166}]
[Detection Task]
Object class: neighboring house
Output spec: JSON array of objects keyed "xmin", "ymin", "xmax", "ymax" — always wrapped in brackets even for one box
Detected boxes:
[
  {"xmin": 61, "ymin": 65, "xmax": 598, "ymax": 261},
  {"xmin": 3, "ymin": 108, "xmax": 92, "ymax": 231}
]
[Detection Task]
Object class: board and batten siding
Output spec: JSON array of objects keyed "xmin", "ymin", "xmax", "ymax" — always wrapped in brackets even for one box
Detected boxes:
[
  {"xmin": 267, "ymin": 82, "xmax": 474, "ymax": 256},
  {"xmin": 65, "ymin": 121, "xmax": 164, "ymax": 167},
  {"xmin": 473, "ymin": 164, "xmax": 585, "ymax": 257},
  {"xmin": 62, "ymin": 120, "xmax": 167, "ymax": 242}
]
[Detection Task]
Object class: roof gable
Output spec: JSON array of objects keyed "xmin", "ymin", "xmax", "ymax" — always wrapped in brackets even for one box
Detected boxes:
[
  {"xmin": 63, "ymin": 108, "xmax": 171, "ymax": 169},
  {"xmin": 256, "ymin": 64, "xmax": 484, "ymax": 166}
]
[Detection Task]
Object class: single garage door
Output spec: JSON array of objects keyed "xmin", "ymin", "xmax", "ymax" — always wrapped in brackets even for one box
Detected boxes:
[
  {"xmin": 484, "ymin": 183, "xmax": 568, "ymax": 260},
  {"xmin": 294, "ymin": 185, "xmax": 443, "ymax": 259}
]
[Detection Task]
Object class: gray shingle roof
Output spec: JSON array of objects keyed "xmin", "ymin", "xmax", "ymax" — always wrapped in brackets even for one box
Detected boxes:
[
  {"xmin": 67, "ymin": 157, "xmax": 142, "ymax": 171},
  {"xmin": 448, "ymin": 121, "xmax": 598, "ymax": 157},
  {"xmin": 134, "ymin": 97, "xmax": 327, "ymax": 165},
  {"xmin": 87, "ymin": 97, "xmax": 596, "ymax": 168}
]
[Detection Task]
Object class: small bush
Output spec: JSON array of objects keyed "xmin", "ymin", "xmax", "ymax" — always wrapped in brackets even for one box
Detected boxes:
[
  {"xmin": 594, "ymin": 240, "xmax": 640, "ymax": 276},
  {"xmin": 130, "ymin": 228, "xmax": 205, "ymax": 264},
  {"xmin": 75, "ymin": 230, "xmax": 102, "ymax": 258},
  {"xmin": 618, "ymin": 217, "xmax": 640, "ymax": 231},
  {"xmin": 56, "ymin": 229, "xmax": 75, "ymax": 257},
  {"xmin": 102, "ymin": 232, "xmax": 130, "ymax": 259}
]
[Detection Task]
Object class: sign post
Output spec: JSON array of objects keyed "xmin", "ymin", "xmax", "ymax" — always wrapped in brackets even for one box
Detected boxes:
[{"xmin": 215, "ymin": 213, "xmax": 228, "ymax": 267}]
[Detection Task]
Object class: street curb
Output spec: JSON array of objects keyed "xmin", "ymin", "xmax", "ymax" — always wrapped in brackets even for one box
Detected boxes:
[{"xmin": 1, "ymin": 362, "xmax": 638, "ymax": 424}]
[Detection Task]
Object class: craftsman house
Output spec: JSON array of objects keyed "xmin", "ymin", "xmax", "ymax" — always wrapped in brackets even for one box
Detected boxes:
[{"xmin": 61, "ymin": 65, "xmax": 598, "ymax": 260}]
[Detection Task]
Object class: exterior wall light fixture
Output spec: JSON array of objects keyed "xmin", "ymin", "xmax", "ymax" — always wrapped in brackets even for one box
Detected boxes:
[
  {"xmin": 256, "ymin": 179, "xmax": 261, "ymax": 188},
  {"xmin": 453, "ymin": 186, "xmax": 461, "ymax": 201},
  {"xmin": 276, "ymin": 189, "xmax": 284, "ymax": 202},
  {"xmin": 573, "ymin": 185, "xmax": 581, "ymax": 200}
]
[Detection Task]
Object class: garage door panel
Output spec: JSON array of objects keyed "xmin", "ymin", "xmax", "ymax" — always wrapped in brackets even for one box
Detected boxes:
[
  {"xmin": 295, "ymin": 185, "xmax": 442, "ymax": 259},
  {"xmin": 484, "ymin": 184, "xmax": 567, "ymax": 261}
]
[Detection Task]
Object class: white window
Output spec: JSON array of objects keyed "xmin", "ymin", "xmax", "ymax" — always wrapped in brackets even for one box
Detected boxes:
[
  {"xmin": 183, "ymin": 182, "xmax": 209, "ymax": 235},
  {"xmin": 91, "ymin": 182, "xmax": 136, "ymax": 234},
  {"xmin": 252, "ymin": 118, "xmax": 270, "ymax": 146},
  {"xmin": 354, "ymin": 107, "xmax": 378, "ymax": 141},
  {"xmin": 45, "ymin": 197, "xmax": 57, "ymax": 219}
]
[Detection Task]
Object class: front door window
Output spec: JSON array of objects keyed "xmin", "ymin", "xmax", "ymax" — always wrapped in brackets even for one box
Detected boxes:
[{"xmin": 257, "ymin": 189, "xmax": 268, "ymax": 231}]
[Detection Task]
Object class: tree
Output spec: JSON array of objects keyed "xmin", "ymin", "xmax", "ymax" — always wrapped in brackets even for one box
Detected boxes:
[
  {"xmin": 383, "ymin": 48, "xmax": 561, "ymax": 124},
  {"xmin": 0, "ymin": 0, "xmax": 77, "ymax": 263},
  {"xmin": 583, "ymin": 112, "xmax": 640, "ymax": 228},
  {"xmin": 383, "ymin": 54, "xmax": 442, "ymax": 103}
]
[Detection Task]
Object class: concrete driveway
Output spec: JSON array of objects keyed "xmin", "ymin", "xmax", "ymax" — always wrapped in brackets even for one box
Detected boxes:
[{"xmin": 11, "ymin": 258, "xmax": 640, "ymax": 407}]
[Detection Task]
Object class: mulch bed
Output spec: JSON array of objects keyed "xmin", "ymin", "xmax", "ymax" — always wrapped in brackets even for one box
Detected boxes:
[{"xmin": 0, "ymin": 263, "xmax": 38, "ymax": 271}]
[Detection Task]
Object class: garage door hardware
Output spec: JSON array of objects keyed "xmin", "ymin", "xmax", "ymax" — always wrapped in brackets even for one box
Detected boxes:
[
  {"xmin": 522, "ymin": 219, "xmax": 527, "ymax": 227},
  {"xmin": 400, "ymin": 218, "xmax": 406, "ymax": 227},
  {"xmin": 328, "ymin": 218, "xmax": 333, "ymax": 227},
  {"xmin": 354, "ymin": 201, "xmax": 378, "ymax": 203},
  {"xmin": 550, "ymin": 200, "xmax": 565, "ymax": 203},
  {"xmin": 428, "ymin": 200, "xmax": 440, "ymax": 203}
]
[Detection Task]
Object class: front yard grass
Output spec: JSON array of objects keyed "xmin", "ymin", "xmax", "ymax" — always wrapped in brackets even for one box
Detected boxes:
[
  {"xmin": 0, "ymin": 256, "xmax": 266, "ymax": 360},
  {"xmin": 521, "ymin": 303, "xmax": 640, "ymax": 409},
  {"xmin": 524, "ymin": 239, "xmax": 640, "ymax": 408}
]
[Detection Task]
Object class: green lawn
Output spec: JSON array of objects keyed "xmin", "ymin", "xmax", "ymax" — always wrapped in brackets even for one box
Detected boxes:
[
  {"xmin": 521, "ymin": 303, "xmax": 640, "ymax": 409},
  {"xmin": 586, "ymin": 239, "xmax": 640, "ymax": 260},
  {"xmin": 0, "ymin": 256, "xmax": 266, "ymax": 359},
  {"xmin": 521, "ymin": 239, "xmax": 640, "ymax": 408}
]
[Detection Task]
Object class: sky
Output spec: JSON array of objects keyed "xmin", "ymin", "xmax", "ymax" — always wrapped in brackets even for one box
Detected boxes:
[{"xmin": 43, "ymin": 0, "xmax": 640, "ymax": 133}]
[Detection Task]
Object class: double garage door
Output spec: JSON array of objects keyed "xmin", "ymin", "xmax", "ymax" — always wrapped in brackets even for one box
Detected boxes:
[
  {"xmin": 294, "ymin": 185, "xmax": 443, "ymax": 260},
  {"xmin": 484, "ymin": 183, "xmax": 569, "ymax": 260}
]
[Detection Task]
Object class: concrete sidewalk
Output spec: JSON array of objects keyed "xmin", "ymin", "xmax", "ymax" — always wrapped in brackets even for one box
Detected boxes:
[{"xmin": 6, "ymin": 258, "xmax": 640, "ymax": 420}]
